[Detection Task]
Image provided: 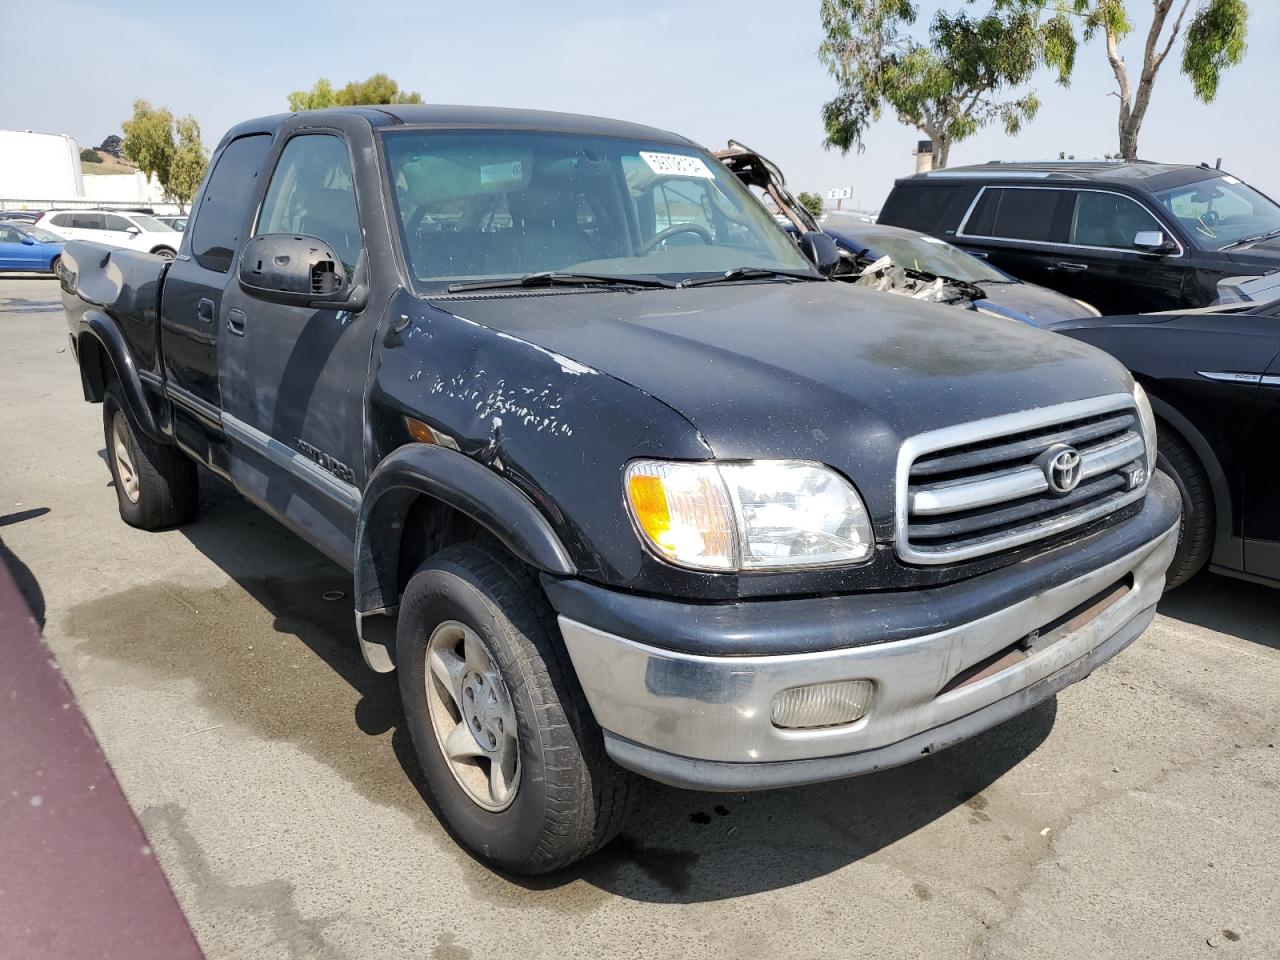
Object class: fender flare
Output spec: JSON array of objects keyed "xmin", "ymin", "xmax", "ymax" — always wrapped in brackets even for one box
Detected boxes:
[
  {"xmin": 352, "ymin": 443, "xmax": 576, "ymax": 671},
  {"xmin": 1146, "ymin": 391, "xmax": 1236, "ymax": 569},
  {"xmin": 76, "ymin": 312, "xmax": 162, "ymax": 442}
]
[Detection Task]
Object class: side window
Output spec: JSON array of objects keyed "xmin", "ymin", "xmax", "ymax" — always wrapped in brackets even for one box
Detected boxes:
[
  {"xmin": 191, "ymin": 133, "xmax": 273, "ymax": 273},
  {"xmin": 104, "ymin": 214, "xmax": 134, "ymax": 231},
  {"xmin": 1068, "ymin": 191, "xmax": 1163, "ymax": 250},
  {"xmin": 0, "ymin": 226, "xmax": 19, "ymax": 242},
  {"xmin": 964, "ymin": 188, "xmax": 1068, "ymax": 243},
  {"xmin": 70, "ymin": 213, "xmax": 105, "ymax": 230},
  {"xmin": 51, "ymin": 213, "xmax": 73, "ymax": 227},
  {"xmin": 257, "ymin": 134, "xmax": 361, "ymax": 272}
]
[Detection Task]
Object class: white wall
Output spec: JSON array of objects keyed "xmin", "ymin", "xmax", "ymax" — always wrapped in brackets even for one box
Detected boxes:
[
  {"xmin": 82, "ymin": 171, "xmax": 169, "ymax": 204},
  {"xmin": 0, "ymin": 130, "xmax": 84, "ymax": 199}
]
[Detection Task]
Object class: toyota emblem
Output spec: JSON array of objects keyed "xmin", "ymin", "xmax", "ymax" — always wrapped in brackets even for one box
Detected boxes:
[{"xmin": 1039, "ymin": 444, "xmax": 1083, "ymax": 495}]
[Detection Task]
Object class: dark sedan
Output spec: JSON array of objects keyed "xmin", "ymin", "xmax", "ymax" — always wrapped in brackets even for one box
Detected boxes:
[
  {"xmin": 820, "ymin": 216, "xmax": 1101, "ymax": 325},
  {"xmin": 1051, "ymin": 297, "xmax": 1280, "ymax": 587}
]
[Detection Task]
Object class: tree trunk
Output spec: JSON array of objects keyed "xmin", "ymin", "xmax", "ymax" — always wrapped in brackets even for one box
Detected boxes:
[
  {"xmin": 934, "ymin": 136, "xmax": 951, "ymax": 169},
  {"xmin": 1109, "ymin": 0, "xmax": 1191, "ymax": 161}
]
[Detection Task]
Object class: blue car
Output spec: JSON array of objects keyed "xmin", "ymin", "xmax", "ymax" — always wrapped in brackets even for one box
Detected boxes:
[
  {"xmin": 818, "ymin": 215, "xmax": 1100, "ymax": 325},
  {"xmin": 0, "ymin": 221, "xmax": 64, "ymax": 274}
]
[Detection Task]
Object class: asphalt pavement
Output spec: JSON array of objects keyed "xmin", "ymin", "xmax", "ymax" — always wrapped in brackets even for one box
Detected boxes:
[{"xmin": 1, "ymin": 275, "xmax": 1276, "ymax": 959}]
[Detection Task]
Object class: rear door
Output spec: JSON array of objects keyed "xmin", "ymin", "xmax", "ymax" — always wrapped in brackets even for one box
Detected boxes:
[
  {"xmin": 217, "ymin": 128, "xmax": 375, "ymax": 565},
  {"xmin": 954, "ymin": 186, "xmax": 1073, "ymax": 288},
  {"xmin": 159, "ymin": 131, "xmax": 275, "ymax": 462}
]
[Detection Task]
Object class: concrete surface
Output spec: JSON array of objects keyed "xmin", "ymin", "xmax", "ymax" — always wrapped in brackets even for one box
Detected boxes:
[{"xmin": 1, "ymin": 276, "xmax": 1277, "ymax": 960}]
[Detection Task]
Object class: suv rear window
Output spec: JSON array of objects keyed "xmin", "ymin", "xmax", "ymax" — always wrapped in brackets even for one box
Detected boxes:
[
  {"xmin": 879, "ymin": 183, "xmax": 978, "ymax": 235},
  {"xmin": 963, "ymin": 188, "xmax": 1069, "ymax": 243},
  {"xmin": 191, "ymin": 133, "xmax": 274, "ymax": 273}
]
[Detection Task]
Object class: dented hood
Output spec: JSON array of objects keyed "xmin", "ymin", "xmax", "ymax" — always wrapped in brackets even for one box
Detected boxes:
[{"xmin": 428, "ymin": 281, "xmax": 1129, "ymax": 512}]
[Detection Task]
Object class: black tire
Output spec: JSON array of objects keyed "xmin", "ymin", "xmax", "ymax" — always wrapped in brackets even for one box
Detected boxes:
[
  {"xmin": 1155, "ymin": 426, "xmax": 1214, "ymax": 589},
  {"xmin": 49, "ymin": 255, "xmax": 61, "ymax": 277},
  {"xmin": 152, "ymin": 247, "xmax": 176, "ymax": 260},
  {"xmin": 103, "ymin": 387, "xmax": 198, "ymax": 529},
  {"xmin": 397, "ymin": 541, "xmax": 635, "ymax": 874}
]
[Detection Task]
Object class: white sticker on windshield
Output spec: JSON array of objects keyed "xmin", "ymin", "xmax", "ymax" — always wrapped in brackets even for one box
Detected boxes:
[
  {"xmin": 480, "ymin": 161, "xmax": 523, "ymax": 186},
  {"xmin": 640, "ymin": 151, "xmax": 715, "ymax": 179},
  {"xmin": 1222, "ymin": 175, "xmax": 1241, "ymax": 185}
]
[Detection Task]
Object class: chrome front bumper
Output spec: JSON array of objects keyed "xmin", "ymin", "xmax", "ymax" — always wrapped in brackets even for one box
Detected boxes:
[{"xmin": 559, "ymin": 491, "xmax": 1178, "ymax": 791}]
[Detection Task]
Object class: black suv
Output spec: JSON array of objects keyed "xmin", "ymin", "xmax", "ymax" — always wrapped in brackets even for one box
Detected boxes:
[{"xmin": 879, "ymin": 161, "xmax": 1280, "ymax": 315}]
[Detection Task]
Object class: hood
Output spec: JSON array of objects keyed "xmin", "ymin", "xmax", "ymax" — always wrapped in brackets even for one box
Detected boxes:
[
  {"xmin": 427, "ymin": 281, "xmax": 1129, "ymax": 527},
  {"xmin": 974, "ymin": 280, "xmax": 1094, "ymax": 326},
  {"xmin": 1224, "ymin": 236, "xmax": 1280, "ymax": 265}
]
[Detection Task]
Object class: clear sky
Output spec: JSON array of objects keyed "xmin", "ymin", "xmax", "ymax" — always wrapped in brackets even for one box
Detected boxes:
[{"xmin": 3, "ymin": 0, "xmax": 1276, "ymax": 210}]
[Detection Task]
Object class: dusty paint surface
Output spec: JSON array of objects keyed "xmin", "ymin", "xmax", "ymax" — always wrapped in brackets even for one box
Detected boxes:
[{"xmin": 2, "ymin": 278, "xmax": 1279, "ymax": 960}]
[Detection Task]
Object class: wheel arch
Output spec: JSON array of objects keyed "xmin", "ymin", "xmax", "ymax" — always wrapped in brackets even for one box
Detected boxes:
[
  {"xmin": 1144, "ymin": 388, "xmax": 1236, "ymax": 569},
  {"xmin": 75, "ymin": 313, "xmax": 162, "ymax": 441},
  {"xmin": 353, "ymin": 442, "xmax": 575, "ymax": 673}
]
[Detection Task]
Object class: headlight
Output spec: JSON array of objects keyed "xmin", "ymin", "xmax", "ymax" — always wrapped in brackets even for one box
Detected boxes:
[
  {"xmin": 624, "ymin": 459, "xmax": 874, "ymax": 571},
  {"xmin": 1071, "ymin": 297, "xmax": 1102, "ymax": 317},
  {"xmin": 1132, "ymin": 381, "xmax": 1158, "ymax": 469}
]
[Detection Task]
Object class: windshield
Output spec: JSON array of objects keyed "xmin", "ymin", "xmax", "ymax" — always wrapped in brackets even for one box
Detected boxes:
[
  {"xmin": 825, "ymin": 216, "xmax": 1009, "ymax": 283},
  {"xmin": 1153, "ymin": 176, "xmax": 1280, "ymax": 250},
  {"xmin": 381, "ymin": 129, "xmax": 815, "ymax": 289},
  {"xmin": 9, "ymin": 224, "xmax": 61, "ymax": 243},
  {"xmin": 129, "ymin": 214, "xmax": 170, "ymax": 232}
]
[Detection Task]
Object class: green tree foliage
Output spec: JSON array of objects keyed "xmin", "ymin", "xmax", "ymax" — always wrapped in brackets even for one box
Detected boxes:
[
  {"xmin": 1002, "ymin": 0, "xmax": 1249, "ymax": 160},
  {"xmin": 819, "ymin": 0, "xmax": 1074, "ymax": 167},
  {"xmin": 121, "ymin": 100, "xmax": 208, "ymax": 209},
  {"xmin": 80, "ymin": 148, "xmax": 103, "ymax": 164},
  {"xmin": 169, "ymin": 116, "xmax": 209, "ymax": 210},
  {"xmin": 797, "ymin": 191, "xmax": 826, "ymax": 217},
  {"xmin": 287, "ymin": 73, "xmax": 423, "ymax": 111},
  {"xmin": 97, "ymin": 134, "xmax": 124, "ymax": 158}
]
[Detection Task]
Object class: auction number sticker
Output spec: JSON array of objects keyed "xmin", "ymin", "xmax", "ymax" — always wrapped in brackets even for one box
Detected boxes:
[{"xmin": 640, "ymin": 151, "xmax": 716, "ymax": 179}]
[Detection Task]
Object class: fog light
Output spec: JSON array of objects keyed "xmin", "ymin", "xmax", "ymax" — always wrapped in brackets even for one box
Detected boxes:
[{"xmin": 770, "ymin": 680, "xmax": 873, "ymax": 729}]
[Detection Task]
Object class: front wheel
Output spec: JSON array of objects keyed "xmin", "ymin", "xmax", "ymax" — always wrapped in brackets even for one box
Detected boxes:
[
  {"xmin": 1156, "ymin": 427, "xmax": 1214, "ymax": 589},
  {"xmin": 48, "ymin": 255, "xmax": 61, "ymax": 277},
  {"xmin": 152, "ymin": 247, "xmax": 176, "ymax": 260},
  {"xmin": 397, "ymin": 541, "xmax": 634, "ymax": 874}
]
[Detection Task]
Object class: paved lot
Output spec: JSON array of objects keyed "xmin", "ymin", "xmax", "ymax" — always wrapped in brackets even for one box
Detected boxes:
[{"xmin": 1, "ymin": 275, "xmax": 1277, "ymax": 960}]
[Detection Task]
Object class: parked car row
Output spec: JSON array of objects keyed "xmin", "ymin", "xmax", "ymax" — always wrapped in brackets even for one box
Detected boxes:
[{"xmin": 34, "ymin": 209, "xmax": 183, "ymax": 259}]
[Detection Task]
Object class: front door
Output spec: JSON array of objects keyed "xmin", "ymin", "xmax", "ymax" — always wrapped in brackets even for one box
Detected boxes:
[
  {"xmin": 1243, "ymin": 310, "xmax": 1280, "ymax": 579},
  {"xmin": 1041, "ymin": 189, "xmax": 1190, "ymax": 315},
  {"xmin": 0, "ymin": 225, "xmax": 25, "ymax": 268},
  {"xmin": 218, "ymin": 130, "xmax": 375, "ymax": 567},
  {"xmin": 160, "ymin": 131, "xmax": 275, "ymax": 456}
]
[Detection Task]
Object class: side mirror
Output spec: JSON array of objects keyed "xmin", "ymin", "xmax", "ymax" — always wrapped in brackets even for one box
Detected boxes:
[
  {"xmin": 238, "ymin": 234, "xmax": 356, "ymax": 307},
  {"xmin": 125, "ymin": 226, "xmax": 140, "ymax": 235},
  {"xmin": 20, "ymin": 236, "xmax": 34, "ymax": 246},
  {"xmin": 1134, "ymin": 230, "xmax": 1175, "ymax": 254},
  {"xmin": 797, "ymin": 230, "xmax": 840, "ymax": 276}
]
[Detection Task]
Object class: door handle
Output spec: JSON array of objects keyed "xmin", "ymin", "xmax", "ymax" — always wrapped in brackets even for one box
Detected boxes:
[
  {"xmin": 226, "ymin": 308, "xmax": 246, "ymax": 337},
  {"xmin": 197, "ymin": 298, "xmax": 215, "ymax": 323},
  {"xmin": 1048, "ymin": 262, "xmax": 1088, "ymax": 273}
]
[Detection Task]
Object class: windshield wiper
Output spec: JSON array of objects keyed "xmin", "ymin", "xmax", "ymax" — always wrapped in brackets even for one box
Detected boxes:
[
  {"xmin": 446, "ymin": 271, "xmax": 675, "ymax": 293},
  {"xmin": 1221, "ymin": 228, "xmax": 1280, "ymax": 250},
  {"xmin": 675, "ymin": 266, "xmax": 821, "ymax": 288}
]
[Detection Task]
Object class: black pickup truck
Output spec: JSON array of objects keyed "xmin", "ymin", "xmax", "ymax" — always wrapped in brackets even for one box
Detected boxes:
[{"xmin": 60, "ymin": 105, "xmax": 1179, "ymax": 875}]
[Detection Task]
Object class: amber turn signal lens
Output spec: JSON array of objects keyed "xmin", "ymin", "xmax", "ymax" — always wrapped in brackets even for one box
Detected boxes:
[
  {"xmin": 624, "ymin": 461, "xmax": 736, "ymax": 570},
  {"xmin": 404, "ymin": 416, "xmax": 437, "ymax": 443}
]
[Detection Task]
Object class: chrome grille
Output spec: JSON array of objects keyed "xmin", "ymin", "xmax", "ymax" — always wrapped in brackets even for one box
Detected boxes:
[{"xmin": 896, "ymin": 395, "xmax": 1150, "ymax": 564}]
